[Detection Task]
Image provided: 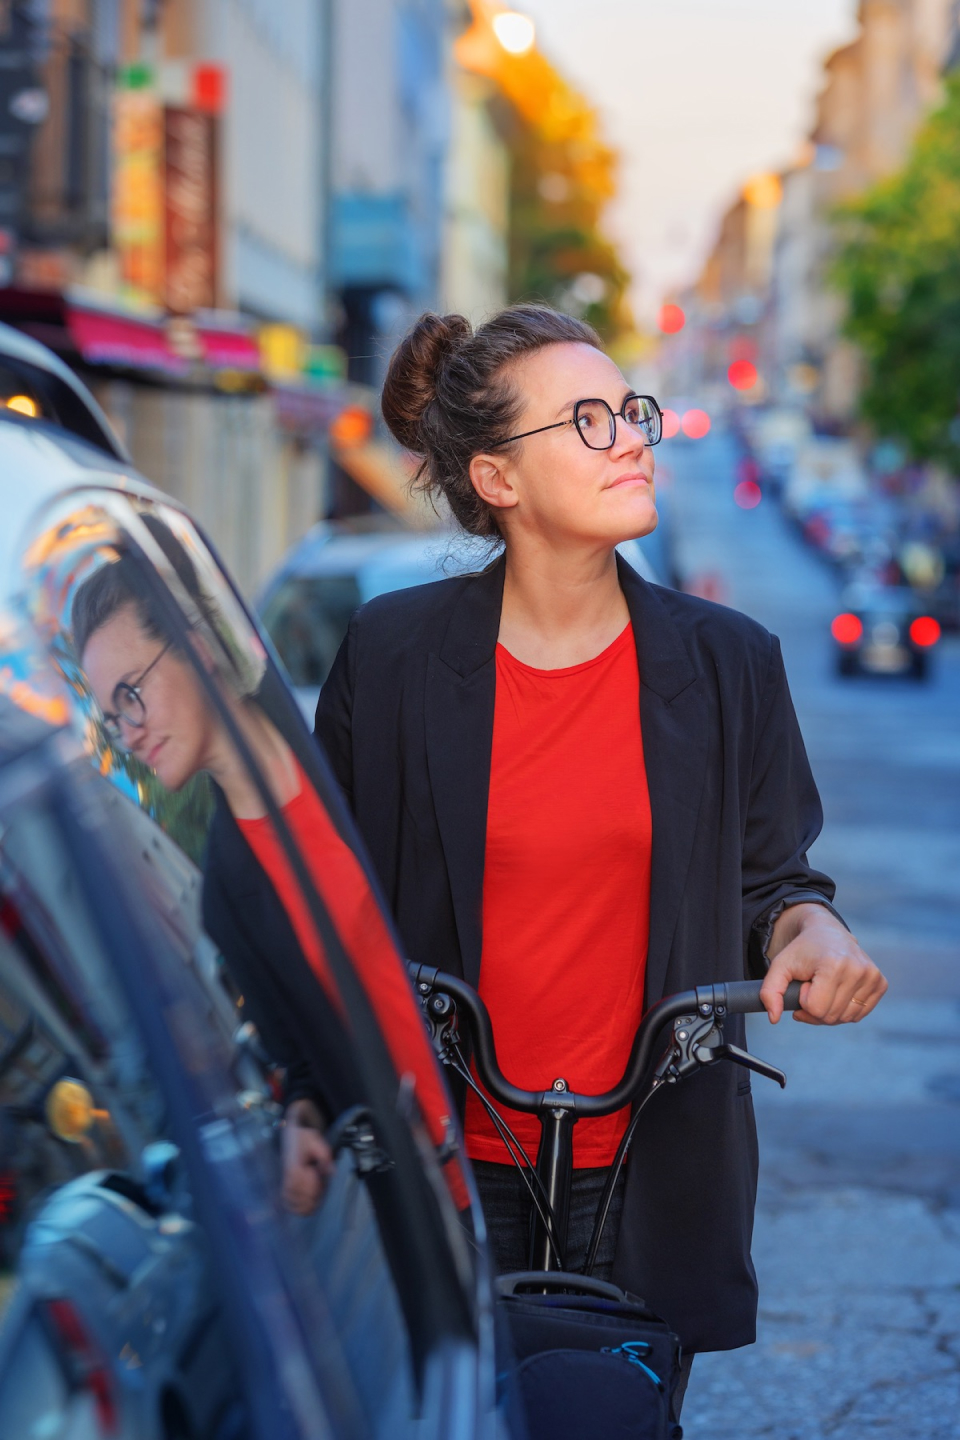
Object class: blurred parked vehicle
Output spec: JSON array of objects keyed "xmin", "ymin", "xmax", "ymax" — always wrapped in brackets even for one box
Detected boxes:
[
  {"xmin": 744, "ymin": 406, "xmax": 812, "ymax": 496},
  {"xmin": 782, "ymin": 437, "xmax": 867, "ymax": 529},
  {"xmin": 830, "ymin": 582, "xmax": 940, "ymax": 680},
  {"xmin": 259, "ymin": 525, "xmax": 667, "ymax": 719}
]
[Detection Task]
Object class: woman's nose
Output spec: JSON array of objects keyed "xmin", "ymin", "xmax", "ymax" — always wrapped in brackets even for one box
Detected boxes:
[
  {"xmin": 122, "ymin": 717, "xmax": 148, "ymax": 753},
  {"xmin": 612, "ymin": 414, "xmax": 646, "ymax": 453}
]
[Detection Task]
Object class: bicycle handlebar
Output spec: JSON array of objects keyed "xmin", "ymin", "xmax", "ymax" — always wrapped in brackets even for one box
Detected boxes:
[{"xmin": 409, "ymin": 965, "xmax": 802, "ymax": 1119}]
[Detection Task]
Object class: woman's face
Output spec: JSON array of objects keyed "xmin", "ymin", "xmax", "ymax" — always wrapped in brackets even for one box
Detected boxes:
[
  {"xmin": 82, "ymin": 603, "xmax": 218, "ymax": 791},
  {"xmin": 476, "ymin": 342, "xmax": 658, "ymax": 548}
]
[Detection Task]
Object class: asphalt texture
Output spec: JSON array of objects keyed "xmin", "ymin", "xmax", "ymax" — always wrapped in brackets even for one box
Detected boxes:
[{"xmin": 661, "ymin": 428, "xmax": 960, "ymax": 1439}]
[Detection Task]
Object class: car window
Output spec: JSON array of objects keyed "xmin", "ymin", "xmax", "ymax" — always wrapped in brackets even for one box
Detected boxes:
[
  {"xmin": 261, "ymin": 574, "xmax": 362, "ymax": 687},
  {"xmin": 12, "ymin": 487, "xmax": 480, "ymax": 1430},
  {"xmin": 0, "ymin": 354, "xmax": 118, "ymax": 458}
]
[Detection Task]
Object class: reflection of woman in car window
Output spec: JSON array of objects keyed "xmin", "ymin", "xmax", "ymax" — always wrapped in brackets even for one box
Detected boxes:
[{"xmin": 70, "ymin": 523, "xmax": 462, "ymax": 1216}]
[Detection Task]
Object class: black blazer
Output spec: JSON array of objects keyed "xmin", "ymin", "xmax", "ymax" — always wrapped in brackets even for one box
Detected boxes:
[{"xmin": 315, "ymin": 553, "xmax": 840, "ymax": 1352}]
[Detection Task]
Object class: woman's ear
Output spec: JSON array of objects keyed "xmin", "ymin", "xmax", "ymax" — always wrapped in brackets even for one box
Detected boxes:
[{"xmin": 469, "ymin": 453, "xmax": 519, "ymax": 513}]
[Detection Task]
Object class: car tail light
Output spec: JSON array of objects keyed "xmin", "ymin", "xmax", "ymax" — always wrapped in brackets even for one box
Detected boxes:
[
  {"xmin": 44, "ymin": 1298, "xmax": 118, "ymax": 1434},
  {"xmin": 831, "ymin": 613, "xmax": 863, "ymax": 645},
  {"xmin": 909, "ymin": 616, "xmax": 940, "ymax": 647}
]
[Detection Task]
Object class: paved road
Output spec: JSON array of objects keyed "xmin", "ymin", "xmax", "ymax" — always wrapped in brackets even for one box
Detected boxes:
[{"xmin": 661, "ymin": 428, "xmax": 960, "ymax": 1439}]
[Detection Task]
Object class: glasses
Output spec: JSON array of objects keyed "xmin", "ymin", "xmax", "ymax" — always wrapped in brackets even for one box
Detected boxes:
[
  {"xmin": 492, "ymin": 394, "xmax": 663, "ymax": 451},
  {"xmin": 100, "ymin": 641, "xmax": 172, "ymax": 745}
]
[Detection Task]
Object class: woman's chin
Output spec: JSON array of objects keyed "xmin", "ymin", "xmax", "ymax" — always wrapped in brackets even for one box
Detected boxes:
[{"xmin": 605, "ymin": 497, "xmax": 658, "ymax": 544}]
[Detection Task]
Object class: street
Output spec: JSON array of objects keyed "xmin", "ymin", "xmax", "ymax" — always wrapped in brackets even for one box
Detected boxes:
[{"xmin": 664, "ymin": 429, "xmax": 960, "ymax": 1438}]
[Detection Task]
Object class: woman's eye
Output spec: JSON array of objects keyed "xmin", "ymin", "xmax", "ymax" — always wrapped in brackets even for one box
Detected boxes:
[{"xmin": 577, "ymin": 413, "xmax": 594, "ymax": 429}]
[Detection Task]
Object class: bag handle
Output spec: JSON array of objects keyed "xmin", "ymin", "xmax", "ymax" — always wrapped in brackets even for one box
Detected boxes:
[{"xmin": 496, "ymin": 1270, "xmax": 627, "ymax": 1303}]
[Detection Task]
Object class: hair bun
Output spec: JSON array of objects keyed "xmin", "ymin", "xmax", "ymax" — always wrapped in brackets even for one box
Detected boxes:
[{"xmin": 381, "ymin": 311, "xmax": 472, "ymax": 452}]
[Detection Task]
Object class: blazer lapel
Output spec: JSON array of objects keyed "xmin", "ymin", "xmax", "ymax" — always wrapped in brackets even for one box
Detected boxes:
[
  {"xmin": 424, "ymin": 557, "xmax": 504, "ymax": 989},
  {"xmin": 618, "ymin": 557, "xmax": 709, "ymax": 1007}
]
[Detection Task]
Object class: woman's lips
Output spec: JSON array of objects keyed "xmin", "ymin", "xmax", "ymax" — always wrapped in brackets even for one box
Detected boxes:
[
  {"xmin": 146, "ymin": 739, "xmax": 166, "ymax": 768},
  {"xmin": 607, "ymin": 472, "xmax": 651, "ymax": 489}
]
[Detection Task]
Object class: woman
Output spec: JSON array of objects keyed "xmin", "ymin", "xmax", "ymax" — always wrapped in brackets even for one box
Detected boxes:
[
  {"xmin": 314, "ymin": 304, "xmax": 887, "ymax": 1374},
  {"xmin": 70, "ymin": 524, "xmax": 465, "ymax": 1218}
]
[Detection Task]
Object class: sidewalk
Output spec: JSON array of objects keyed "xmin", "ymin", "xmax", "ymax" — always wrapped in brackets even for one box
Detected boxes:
[{"xmin": 682, "ymin": 1002, "xmax": 960, "ymax": 1438}]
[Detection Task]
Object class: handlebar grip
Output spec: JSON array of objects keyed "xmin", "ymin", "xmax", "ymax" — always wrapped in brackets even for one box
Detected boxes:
[{"xmin": 719, "ymin": 979, "xmax": 803, "ymax": 1014}]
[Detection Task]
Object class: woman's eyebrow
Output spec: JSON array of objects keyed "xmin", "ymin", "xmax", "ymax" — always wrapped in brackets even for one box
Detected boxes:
[{"xmin": 552, "ymin": 398, "xmax": 578, "ymax": 420}]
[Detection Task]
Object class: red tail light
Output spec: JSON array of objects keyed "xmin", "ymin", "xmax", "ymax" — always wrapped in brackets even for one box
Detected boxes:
[
  {"xmin": 831, "ymin": 613, "xmax": 863, "ymax": 645},
  {"xmin": 44, "ymin": 1298, "xmax": 118, "ymax": 1434},
  {"xmin": 909, "ymin": 616, "xmax": 940, "ymax": 647}
]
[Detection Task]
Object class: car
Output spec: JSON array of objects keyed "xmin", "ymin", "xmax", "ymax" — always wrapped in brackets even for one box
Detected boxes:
[
  {"xmin": 0, "ymin": 478, "xmax": 502, "ymax": 1440},
  {"xmin": 258, "ymin": 524, "xmax": 668, "ymax": 719},
  {"xmin": 830, "ymin": 582, "xmax": 941, "ymax": 679},
  {"xmin": 0, "ymin": 330, "xmax": 500, "ymax": 1438}
]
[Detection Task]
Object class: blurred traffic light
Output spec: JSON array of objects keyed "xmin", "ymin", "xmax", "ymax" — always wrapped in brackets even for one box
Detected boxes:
[
  {"xmin": 661, "ymin": 408, "xmax": 680, "ymax": 439},
  {"xmin": 658, "ymin": 303, "xmax": 685, "ymax": 335},
  {"xmin": 727, "ymin": 359, "xmax": 758, "ymax": 391},
  {"xmin": 734, "ymin": 480, "xmax": 762, "ymax": 509},
  {"xmin": 681, "ymin": 408, "xmax": 710, "ymax": 439}
]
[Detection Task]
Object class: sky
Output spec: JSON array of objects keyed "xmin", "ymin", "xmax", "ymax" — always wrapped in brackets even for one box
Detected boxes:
[{"xmin": 521, "ymin": 0, "xmax": 860, "ymax": 318}]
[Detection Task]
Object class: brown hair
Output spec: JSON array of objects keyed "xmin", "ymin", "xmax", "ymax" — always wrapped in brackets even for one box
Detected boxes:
[{"xmin": 381, "ymin": 303, "xmax": 601, "ymax": 537}]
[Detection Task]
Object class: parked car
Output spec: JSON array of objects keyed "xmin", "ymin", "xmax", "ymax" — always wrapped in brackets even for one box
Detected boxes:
[
  {"xmin": 830, "ymin": 582, "xmax": 940, "ymax": 680},
  {"xmin": 258, "ymin": 524, "xmax": 667, "ymax": 718},
  {"xmin": 0, "ymin": 328, "xmax": 499, "ymax": 1438},
  {"xmin": 0, "ymin": 476, "xmax": 500, "ymax": 1440}
]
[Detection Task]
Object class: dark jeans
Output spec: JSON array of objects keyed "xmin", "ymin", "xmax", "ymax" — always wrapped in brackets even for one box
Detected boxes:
[{"xmin": 473, "ymin": 1159, "xmax": 695, "ymax": 1417}]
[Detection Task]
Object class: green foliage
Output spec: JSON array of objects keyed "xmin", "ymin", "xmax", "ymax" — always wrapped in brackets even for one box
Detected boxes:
[
  {"xmin": 105, "ymin": 735, "xmax": 214, "ymax": 867},
  {"xmin": 833, "ymin": 72, "xmax": 960, "ymax": 463},
  {"xmin": 503, "ymin": 109, "xmax": 632, "ymax": 343}
]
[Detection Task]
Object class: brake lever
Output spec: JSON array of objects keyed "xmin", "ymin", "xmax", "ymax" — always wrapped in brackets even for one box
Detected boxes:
[
  {"xmin": 656, "ymin": 1012, "xmax": 787, "ymax": 1089},
  {"xmin": 697, "ymin": 1042, "xmax": 786, "ymax": 1089}
]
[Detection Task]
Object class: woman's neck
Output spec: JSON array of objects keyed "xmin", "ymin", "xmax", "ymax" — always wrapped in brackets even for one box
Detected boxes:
[
  {"xmin": 498, "ymin": 541, "xmax": 629, "ymax": 669},
  {"xmin": 205, "ymin": 703, "xmax": 300, "ymax": 820}
]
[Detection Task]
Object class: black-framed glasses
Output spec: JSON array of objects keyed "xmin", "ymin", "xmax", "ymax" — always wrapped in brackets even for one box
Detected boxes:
[
  {"xmin": 100, "ymin": 640, "xmax": 172, "ymax": 744},
  {"xmin": 492, "ymin": 394, "xmax": 663, "ymax": 451}
]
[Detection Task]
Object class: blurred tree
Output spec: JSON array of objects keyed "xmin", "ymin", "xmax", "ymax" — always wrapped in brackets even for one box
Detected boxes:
[
  {"xmin": 455, "ymin": 3, "xmax": 633, "ymax": 344},
  {"xmin": 834, "ymin": 72, "xmax": 960, "ymax": 464}
]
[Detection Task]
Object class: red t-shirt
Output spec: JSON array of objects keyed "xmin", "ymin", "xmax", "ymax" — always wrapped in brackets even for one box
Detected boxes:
[
  {"xmin": 465, "ymin": 624, "xmax": 652, "ymax": 1168},
  {"xmin": 236, "ymin": 767, "xmax": 467, "ymax": 1206}
]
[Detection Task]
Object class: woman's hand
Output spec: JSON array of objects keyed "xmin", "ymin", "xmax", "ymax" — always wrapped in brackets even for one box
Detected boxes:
[
  {"xmin": 281, "ymin": 1098, "xmax": 335, "ymax": 1214},
  {"xmin": 760, "ymin": 902, "xmax": 888, "ymax": 1025}
]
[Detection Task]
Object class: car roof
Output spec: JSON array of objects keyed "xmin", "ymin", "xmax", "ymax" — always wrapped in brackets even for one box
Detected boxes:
[
  {"xmin": 0, "ymin": 321, "xmax": 128, "ymax": 462},
  {"xmin": 262, "ymin": 526, "xmax": 661, "ymax": 604}
]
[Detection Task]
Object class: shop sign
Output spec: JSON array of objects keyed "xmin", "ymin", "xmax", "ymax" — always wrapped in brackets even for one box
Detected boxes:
[
  {"xmin": 164, "ymin": 107, "xmax": 218, "ymax": 313},
  {"xmin": 112, "ymin": 88, "xmax": 164, "ymax": 305}
]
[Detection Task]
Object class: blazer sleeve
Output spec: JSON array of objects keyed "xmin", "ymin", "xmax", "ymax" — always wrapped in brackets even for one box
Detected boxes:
[
  {"xmin": 741, "ymin": 634, "xmax": 847, "ymax": 976},
  {"xmin": 313, "ymin": 610, "xmax": 357, "ymax": 809}
]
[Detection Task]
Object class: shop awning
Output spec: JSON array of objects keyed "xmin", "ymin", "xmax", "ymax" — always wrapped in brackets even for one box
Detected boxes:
[
  {"xmin": 67, "ymin": 304, "xmax": 190, "ymax": 376},
  {"xmin": 65, "ymin": 300, "xmax": 262, "ymax": 379}
]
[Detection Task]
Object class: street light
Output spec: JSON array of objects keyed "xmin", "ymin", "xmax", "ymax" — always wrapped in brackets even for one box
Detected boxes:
[{"xmin": 492, "ymin": 10, "xmax": 536, "ymax": 55}]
